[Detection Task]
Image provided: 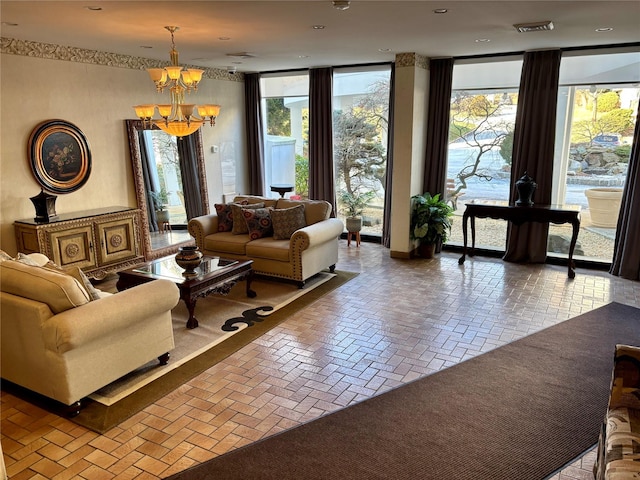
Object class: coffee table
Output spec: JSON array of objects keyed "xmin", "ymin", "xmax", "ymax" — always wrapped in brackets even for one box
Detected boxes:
[{"xmin": 117, "ymin": 255, "xmax": 256, "ymax": 329}]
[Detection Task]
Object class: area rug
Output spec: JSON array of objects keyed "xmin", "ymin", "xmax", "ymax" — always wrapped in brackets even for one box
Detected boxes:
[
  {"xmin": 167, "ymin": 302, "xmax": 640, "ymax": 480},
  {"xmin": 2, "ymin": 270, "xmax": 357, "ymax": 434}
]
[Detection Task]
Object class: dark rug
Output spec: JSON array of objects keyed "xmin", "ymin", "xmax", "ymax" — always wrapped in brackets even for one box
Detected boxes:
[
  {"xmin": 167, "ymin": 302, "xmax": 640, "ymax": 480},
  {"xmin": 2, "ymin": 271, "xmax": 357, "ymax": 434}
]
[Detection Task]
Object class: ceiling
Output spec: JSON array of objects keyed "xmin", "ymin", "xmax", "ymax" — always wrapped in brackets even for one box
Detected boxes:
[{"xmin": 1, "ymin": 1, "xmax": 639, "ymax": 73}]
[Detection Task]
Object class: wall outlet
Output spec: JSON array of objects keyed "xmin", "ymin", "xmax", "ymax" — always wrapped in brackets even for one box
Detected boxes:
[{"xmin": 211, "ymin": 145, "xmax": 219, "ymax": 153}]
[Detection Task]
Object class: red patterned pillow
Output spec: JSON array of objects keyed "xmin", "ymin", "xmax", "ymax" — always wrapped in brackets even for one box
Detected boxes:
[
  {"xmin": 231, "ymin": 202, "xmax": 265, "ymax": 234},
  {"xmin": 215, "ymin": 201, "xmax": 248, "ymax": 232},
  {"xmin": 242, "ymin": 207, "xmax": 273, "ymax": 240}
]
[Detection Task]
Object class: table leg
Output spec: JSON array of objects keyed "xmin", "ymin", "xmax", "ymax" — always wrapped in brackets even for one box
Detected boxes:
[
  {"xmin": 246, "ymin": 270, "xmax": 256, "ymax": 298},
  {"xmin": 470, "ymin": 216, "xmax": 476, "ymax": 257},
  {"xmin": 567, "ymin": 219, "xmax": 580, "ymax": 279},
  {"xmin": 184, "ymin": 296, "xmax": 199, "ymax": 329},
  {"xmin": 459, "ymin": 212, "xmax": 469, "ymax": 265}
]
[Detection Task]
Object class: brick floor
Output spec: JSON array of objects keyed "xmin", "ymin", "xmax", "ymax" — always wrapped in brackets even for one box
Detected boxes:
[{"xmin": 2, "ymin": 244, "xmax": 639, "ymax": 479}]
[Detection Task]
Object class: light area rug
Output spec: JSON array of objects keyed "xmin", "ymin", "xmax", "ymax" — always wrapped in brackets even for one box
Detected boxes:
[
  {"xmin": 89, "ymin": 272, "xmax": 335, "ymax": 406},
  {"xmin": 70, "ymin": 270, "xmax": 357, "ymax": 433}
]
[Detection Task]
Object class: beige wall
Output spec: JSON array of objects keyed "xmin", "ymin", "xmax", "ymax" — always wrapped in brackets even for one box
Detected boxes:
[{"xmin": 0, "ymin": 52, "xmax": 245, "ymax": 256}]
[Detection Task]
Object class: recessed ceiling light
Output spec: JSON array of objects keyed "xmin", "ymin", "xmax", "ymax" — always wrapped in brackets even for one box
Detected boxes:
[
  {"xmin": 378, "ymin": 48, "xmax": 391, "ymax": 52},
  {"xmin": 596, "ymin": 27, "xmax": 614, "ymax": 32},
  {"xmin": 219, "ymin": 37, "xmax": 231, "ymax": 41},
  {"xmin": 332, "ymin": 1, "xmax": 350, "ymax": 10},
  {"xmin": 475, "ymin": 38, "xmax": 491, "ymax": 43},
  {"xmin": 312, "ymin": 25, "xmax": 326, "ymax": 30},
  {"xmin": 433, "ymin": 9, "xmax": 448, "ymax": 14},
  {"xmin": 84, "ymin": 6, "xmax": 103, "ymax": 11},
  {"xmin": 298, "ymin": 55, "xmax": 309, "ymax": 58},
  {"xmin": 140, "ymin": 45, "xmax": 153, "ymax": 49}
]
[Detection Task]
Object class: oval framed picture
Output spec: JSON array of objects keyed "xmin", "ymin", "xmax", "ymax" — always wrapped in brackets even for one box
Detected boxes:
[{"xmin": 28, "ymin": 119, "xmax": 92, "ymax": 194}]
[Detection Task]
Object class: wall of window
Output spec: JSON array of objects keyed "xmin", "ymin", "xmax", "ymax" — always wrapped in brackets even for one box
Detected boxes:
[
  {"xmin": 446, "ymin": 58, "xmax": 523, "ymax": 250},
  {"xmin": 332, "ymin": 66, "xmax": 391, "ymax": 236},
  {"xmin": 551, "ymin": 51, "xmax": 640, "ymax": 263},
  {"xmin": 261, "ymin": 73, "xmax": 310, "ymax": 199}
]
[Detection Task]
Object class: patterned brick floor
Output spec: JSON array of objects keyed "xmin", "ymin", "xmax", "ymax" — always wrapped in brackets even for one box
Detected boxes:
[{"xmin": 2, "ymin": 244, "xmax": 639, "ymax": 479}]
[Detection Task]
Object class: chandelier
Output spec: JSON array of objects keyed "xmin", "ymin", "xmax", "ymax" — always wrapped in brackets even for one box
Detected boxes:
[{"xmin": 133, "ymin": 26, "xmax": 220, "ymax": 138}]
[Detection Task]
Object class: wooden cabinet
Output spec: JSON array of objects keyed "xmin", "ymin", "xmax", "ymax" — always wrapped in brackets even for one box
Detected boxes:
[{"xmin": 14, "ymin": 207, "xmax": 144, "ymax": 279}]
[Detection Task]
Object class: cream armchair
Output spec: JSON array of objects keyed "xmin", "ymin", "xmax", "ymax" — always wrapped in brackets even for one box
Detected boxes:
[{"xmin": 0, "ymin": 257, "xmax": 179, "ymax": 415}]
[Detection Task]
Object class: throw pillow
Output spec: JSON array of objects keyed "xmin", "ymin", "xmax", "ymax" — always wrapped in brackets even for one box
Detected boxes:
[
  {"xmin": 0, "ymin": 250, "xmax": 13, "ymax": 262},
  {"xmin": 215, "ymin": 200, "xmax": 248, "ymax": 232},
  {"xmin": 231, "ymin": 202, "xmax": 265, "ymax": 234},
  {"xmin": 242, "ymin": 207, "xmax": 274, "ymax": 240},
  {"xmin": 271, "ymin": 204, "xmax": 307, "ymax": 240},
  {"xmin": 63, "ymin": 266, "xmax": 102, "ymax": 301}
]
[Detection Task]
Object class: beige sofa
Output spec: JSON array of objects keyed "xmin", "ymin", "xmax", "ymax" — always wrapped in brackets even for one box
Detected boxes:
[
  {"xmin": 188, "ymin": 195, "xmax": 344, "ymax": 287},
  {"xmin": 0, "ymin": 254, "xmax": 179, "ymax": 414}
]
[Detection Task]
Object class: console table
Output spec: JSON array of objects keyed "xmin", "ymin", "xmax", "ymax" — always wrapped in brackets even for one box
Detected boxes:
[{"xmin": 457, "ymin": 203, "xmax": 581, "ymax": 279}]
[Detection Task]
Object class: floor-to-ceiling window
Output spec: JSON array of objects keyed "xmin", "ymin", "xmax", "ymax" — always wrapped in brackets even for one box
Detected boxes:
[
  {"xmin": 446, "ymin": 58, "xmax": 523, "ymax": 250},
  {"xmin": 551, "ymin": 50, "xmax": 640, "ymax": 263},
  {"xmin": 261, "ymin": 73, "xmax": 310, "ymax": 199},
  {"xmin": 332, "ymin": 66, "xmax": 391, "ymax": 237}
]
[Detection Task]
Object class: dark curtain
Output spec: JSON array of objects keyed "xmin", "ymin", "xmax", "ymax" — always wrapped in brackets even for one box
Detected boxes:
[
  {"xmin": 422, "ymin": 58, "xmax": 454, "ymax": 198},
  {"xmin": 244, "ymin": 73, "xmax": 266, "ymax": 196},
  {"xmin": 382, "ymin": 64, "xmax": 396, "ymax": 248},
  {"xmin": 504, "ymin": 49, "xmax": 562, "ymax": 263},
  {"xmin": 137, "ymin": 129, "xmax": 159, "ymax": 232},
  {"xmin": 610, "ymin": 106, "xmax": 640, "ymax": 280},
  {"xmin": 309, "ymin": 67, "xmax": 337, "ymax": 214},
  {"xmin": 177, "ymin": 131, "xmax": 205, "ymax": 219}
]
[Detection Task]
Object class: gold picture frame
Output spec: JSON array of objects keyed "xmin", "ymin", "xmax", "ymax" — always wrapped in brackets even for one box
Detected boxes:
[{"xmin": 28, "ymin": 119, "xmax": 92, "ymax": 194}]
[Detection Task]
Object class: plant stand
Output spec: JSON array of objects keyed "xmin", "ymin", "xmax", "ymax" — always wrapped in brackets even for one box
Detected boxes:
[{"xmin": 347, "ymin": 231, "xmax": 361, "ymax": 247}]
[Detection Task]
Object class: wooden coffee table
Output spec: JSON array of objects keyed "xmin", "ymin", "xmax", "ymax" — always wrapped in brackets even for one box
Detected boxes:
[{"xmin": 117, "ymin": 255, "xmax": 256, "ymax": 329}]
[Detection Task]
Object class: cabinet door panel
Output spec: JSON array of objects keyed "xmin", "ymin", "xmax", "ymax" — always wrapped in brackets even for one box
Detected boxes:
[
  {"xmin": 49, "ymin": 226, "xmax": 96, "ymax": 269},
  {"xmin": 96, "ymin": 217, "xmax": 138, "ymax": 264}
]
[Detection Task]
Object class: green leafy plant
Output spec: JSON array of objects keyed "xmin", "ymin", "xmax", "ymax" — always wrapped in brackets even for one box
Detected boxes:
[
  {"xmin": 149, "ymin": 188, "xmax": 169, "ymax": 211},
  {"xmin": 410, "ymin": 192, "xmax": 454, "ymax": 245},
  {"xmin": 339, "ymin": 189, "xmax": 375, "ymax": 218}
]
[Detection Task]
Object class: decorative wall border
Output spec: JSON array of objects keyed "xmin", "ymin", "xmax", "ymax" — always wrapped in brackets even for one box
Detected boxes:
[
  {"xmin": 395, "ymin": 52, "xmax": 429, "ymax": 70},
  {"xmin": 1, "ymin": 37, "xmax": 243, "ymax": 82}
]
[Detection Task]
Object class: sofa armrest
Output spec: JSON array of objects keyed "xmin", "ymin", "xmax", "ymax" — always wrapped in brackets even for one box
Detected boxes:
[
  {"xmin": 44, "ymin": 279, "xmax": 180, "ymax": 353},
  {"xmin": 290, "ymin": 218, "xmax": 344, "ymax": 250},
  {"xmin": 188, "ymin": 214, "xmax": 220, "ymax": 249},
  {"xmin": 609, "ymin": 344, "xmax": 640, "ymax": 409}
]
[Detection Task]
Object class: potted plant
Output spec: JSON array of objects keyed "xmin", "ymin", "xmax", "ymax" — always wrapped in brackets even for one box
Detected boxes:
[
  {"xmin": 410, "ymin": 192, "xmax": 453, "ymax": 258},
  {"xmin": 339, "ymin": 189, "xmax": 375, "ymax": 233},
  {"xmin": 149, "ymin": 188, "xmax": 170, "ymax": 230}
]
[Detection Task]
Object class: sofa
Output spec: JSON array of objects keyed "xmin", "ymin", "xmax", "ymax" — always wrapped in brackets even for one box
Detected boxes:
[
  {"xmin": 188, "ymin": 195, "xmax": 344, "ymax": 287},
  {"xmin": 593, "ymin": 344, "xmax": 640, "ymax": 479},
  {"xmin": 0, "ymin": 253, "xmax": 179, "ymax": 414}
]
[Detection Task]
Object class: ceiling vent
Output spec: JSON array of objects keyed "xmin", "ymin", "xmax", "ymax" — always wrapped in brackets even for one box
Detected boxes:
[
  {"xmin": 513, "ymin": 21, "xmax": 554, "ymax": 33},
  {"xmin": 226, "ymin": 52, "xmax": 255, "ymax": 59}
]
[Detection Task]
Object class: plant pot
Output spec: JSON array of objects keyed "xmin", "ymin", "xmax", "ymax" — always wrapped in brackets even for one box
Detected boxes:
[
  {"xmin": 345, "ymin": 216, "xmax": 362, "ymax": 233},
  {"xmin": 418, "ymin": 243, "xmax": 436, "ymax": 259},
  {"xmin": 156, "ymin": 210, "xmax": 170, "ymax": 229},
  {"xmin": 584, "ymin": 187, "xmax": 623, "ymax": 228}
]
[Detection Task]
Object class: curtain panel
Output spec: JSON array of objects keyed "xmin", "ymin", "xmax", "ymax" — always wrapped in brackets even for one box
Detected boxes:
[
  {"xmin": 504, "ymin": 49, "xmax": 562, "ymax": 264},
  {"xmin": 309, "ymin": 67, "xmax": 337, "ymax": 214},
  {"xmin": 382, "ymin": 64, "xmax": 396, "ymax": 248},
  {"xmin": 244, "ymin": 73, "xmax": 266, "ymax": 196},
  {"xmin": 422, "ymin": 58, "xmax": 454, "ymax": 199},
  {"xmin": 610, "ymin": 106, "xmax": 640, "ymax": 280}
]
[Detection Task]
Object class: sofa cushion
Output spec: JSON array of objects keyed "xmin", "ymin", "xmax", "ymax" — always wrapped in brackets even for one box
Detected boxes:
[
  {"xmin": 231, "ymin": 202, "xmax": 265, "ymax": 234},
  {"xmin": 0, "ymin": 260, "xmax": 90, "ymax": 313},
  {"xmin": 276, "ymin": 199, "xmax": 332, "ymax": 225},
  {"xmin": 242, "ymin": 207, "xmax": 274, "ymax": 240},
  {"xmin": 203, "ymin": 232, "xmax": 251, "ymax": 255},
  {"xmin": 271, "ymin": 204, "xmax": 307, "ymax": 240},
  {"xmin": 246, "ymin": 237, "xmax": 291, "ymax": 262}
]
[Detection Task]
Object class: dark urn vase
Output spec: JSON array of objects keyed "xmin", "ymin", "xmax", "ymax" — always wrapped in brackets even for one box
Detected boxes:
[
  {"xmin": 515, "ymin": 172, "xmax": 537, "ymax": 206},
  {"xmin": 175, "ymin": 246, "xmax": 203, "ymax": 276}
]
